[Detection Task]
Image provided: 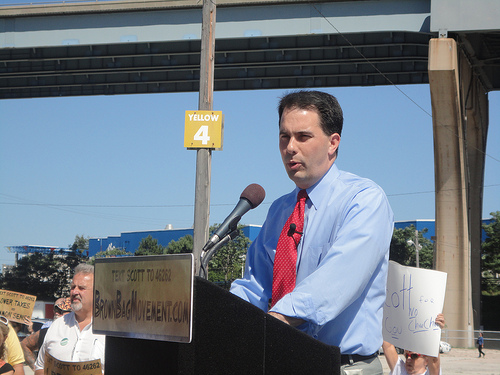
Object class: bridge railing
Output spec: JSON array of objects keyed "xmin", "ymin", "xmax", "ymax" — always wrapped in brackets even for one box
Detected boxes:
[
  {"xmin": 442, "ymin": 329, "xmax": 500, "ymax": 350},
  {"xmin": 1, "ymin": 0, "xmax": 120, "ymax": 7}
]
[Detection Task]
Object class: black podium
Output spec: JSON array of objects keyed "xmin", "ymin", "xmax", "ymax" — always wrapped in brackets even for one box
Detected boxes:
[{"xmin": 105, "ymin": 277, "xmax": 340, "ymax": 374}]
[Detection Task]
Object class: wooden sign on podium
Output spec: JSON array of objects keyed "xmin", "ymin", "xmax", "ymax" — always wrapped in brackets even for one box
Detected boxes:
[{"xmin": 94, "ymin": 254, "xmax": 194, "ymax": 343}]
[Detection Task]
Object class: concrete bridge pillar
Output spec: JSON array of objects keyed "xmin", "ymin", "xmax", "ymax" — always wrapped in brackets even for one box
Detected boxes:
[{"xmin": 428, "ymin": 37, "xmax": 489, "ymax": 347}]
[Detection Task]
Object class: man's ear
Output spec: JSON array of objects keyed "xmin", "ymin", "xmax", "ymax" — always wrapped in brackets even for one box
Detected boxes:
[{"xmin": 329, "ymin": 133, "xmax": 341, "ymax": 158}]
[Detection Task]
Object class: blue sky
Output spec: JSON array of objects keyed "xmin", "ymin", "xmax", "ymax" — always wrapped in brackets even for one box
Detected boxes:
[{"xmin": 1, "ymin": 85, "xmax": 499, "ymax": 266}]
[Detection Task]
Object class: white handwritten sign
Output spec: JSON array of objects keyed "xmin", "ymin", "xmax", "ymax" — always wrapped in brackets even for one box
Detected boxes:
[{"xmin": 383, "ymin": 261, "xmax": 447, "ymax": 357}]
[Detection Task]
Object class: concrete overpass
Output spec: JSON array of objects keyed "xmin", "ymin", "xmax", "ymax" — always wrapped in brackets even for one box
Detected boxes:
[{"xmin": 1, "ymin": 0, "xmax": 499, "ymax": 347}]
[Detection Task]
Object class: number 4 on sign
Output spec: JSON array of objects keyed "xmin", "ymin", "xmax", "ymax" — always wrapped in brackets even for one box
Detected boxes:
[
  {"xmin": 184, "ymin": 110, "xmax": 223, "ymax": 149},
  {"xmin": 194, "ymin": 125, "xmax": 210, "ymax": 145}
]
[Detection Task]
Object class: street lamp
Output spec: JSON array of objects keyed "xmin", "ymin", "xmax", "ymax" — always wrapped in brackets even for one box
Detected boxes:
[{"xmin": 407, "ymin": 231, "xmax": 422, "ymax": 268}]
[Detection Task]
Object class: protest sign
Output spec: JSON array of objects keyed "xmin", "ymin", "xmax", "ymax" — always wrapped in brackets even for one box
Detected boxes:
[
  {"xmin": 44, "ymin": 352, "xmax": 102, "ymax": 375},
  {"xmin": 383, "ymin": 261, "xmax": 447, "ymax": 356},
  {"xmin": 93, "ymin": 254, "xmax": 193, "ymax": 343},
  {"xmin": 0, "ymin": 289, "xmax": 36, "ymax": 323}
]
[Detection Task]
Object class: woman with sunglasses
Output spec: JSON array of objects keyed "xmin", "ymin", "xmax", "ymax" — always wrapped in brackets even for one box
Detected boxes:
[
  {"xmin": 0, "ymin": 316, "xmax": 14, "ymax": 375},
  {"xmin": 382, "ymin": 313, "xmax": 445, "ymax": 375}
]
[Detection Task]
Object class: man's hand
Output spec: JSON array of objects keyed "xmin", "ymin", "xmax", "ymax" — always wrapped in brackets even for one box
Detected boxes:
[
  {"xmin": 268, "ymin": 312, "xmax": 305, "ymax": 327},
  {"xmin": 24, "ymin": 316, "xmax": 34, "ymax": 334}
]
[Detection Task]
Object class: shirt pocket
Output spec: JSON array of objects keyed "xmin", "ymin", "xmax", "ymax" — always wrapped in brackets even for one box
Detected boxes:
[{"xmin": 301, "ymin": 243, "xmax": 329, "ymax": 269}]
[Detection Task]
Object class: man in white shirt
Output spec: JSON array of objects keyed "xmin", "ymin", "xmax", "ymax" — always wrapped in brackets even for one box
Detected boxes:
[{"xmin": 34, "ymin": 264, "xmax": 105, "ymax": 374}]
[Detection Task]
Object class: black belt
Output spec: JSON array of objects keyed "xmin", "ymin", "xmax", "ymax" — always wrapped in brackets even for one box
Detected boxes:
[{"xmin": 340, "ymin": 352, "xmax": 378, "ymax": 366}]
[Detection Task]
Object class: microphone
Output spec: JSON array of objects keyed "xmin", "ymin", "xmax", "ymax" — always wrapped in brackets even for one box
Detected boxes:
[
  {"xmin": 202, "ymin": 184, "xmax": 266, "ymax": 251},
  {"xmin": 287, "ymin": 223, "xmax": 303, "ymax": 237}
]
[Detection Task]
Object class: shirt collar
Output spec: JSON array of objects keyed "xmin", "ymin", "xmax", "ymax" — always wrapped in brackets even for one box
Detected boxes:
[{"xmin": 297, "ymin": 163, "xmax": 339, "ymax": 211}]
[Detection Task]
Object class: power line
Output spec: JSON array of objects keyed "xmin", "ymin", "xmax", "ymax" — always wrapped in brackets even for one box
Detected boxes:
[
  {"xmin": 1, "ymin": 184, "xmax": 499, "ymax": 208},
  {"xmin": 310, "ymin": 3, "xmax": 500, "ymax": 165}
]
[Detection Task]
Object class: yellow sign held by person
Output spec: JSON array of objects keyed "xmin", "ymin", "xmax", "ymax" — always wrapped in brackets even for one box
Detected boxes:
[
  {"xmin": 184, "ymin": 110, "xmax": 223, "ymax": 149},
  {"xmin": 0, "ymin": 289, "xmax": 36, "ymax": 324},
  {"xmin": 44, "ymin": 352, "xmax": 102, "ymax": 375}
]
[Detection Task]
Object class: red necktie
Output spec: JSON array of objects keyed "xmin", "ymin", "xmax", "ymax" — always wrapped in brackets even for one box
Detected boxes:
[{"xmin": 271, "ymin": 189, "xmax": 308, "ymax": 307}]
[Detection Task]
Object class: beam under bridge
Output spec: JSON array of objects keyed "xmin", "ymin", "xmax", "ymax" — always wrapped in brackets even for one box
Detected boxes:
[{"xmin": 0, "ymin": 0, "xmax": 435, "ymax": 98}]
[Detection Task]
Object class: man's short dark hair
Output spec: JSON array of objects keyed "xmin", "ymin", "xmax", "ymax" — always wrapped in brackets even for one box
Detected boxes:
[{"xmin": 278, "ymin": 90, "xmax": 343, "ymax": 136}]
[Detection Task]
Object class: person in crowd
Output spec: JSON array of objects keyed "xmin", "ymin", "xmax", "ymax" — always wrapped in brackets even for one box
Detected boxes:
[
  {"xmin": 21, "ymin": 297, "xmax": 72, "ymax": 370},
  {"xmin": 34, "ymin": 264, "xmax": 105, "ymax": 374},
  {"xmin": 0, "ymin": 317, "xmax": 14, "ymax": 375},
  {"xmin": 230, "ymin": 90, "xmax": 394, "ymax": 374},
  {"xmin": 382, "ymin": 313, "xmax": 445, "ymax": 375},
  {"xmin": 477, "ymin": 332, "xmax": 485, "ymax": 358},
  {"xmin": 8, "ymin": 322, "xmax": 23, "ymax": 336},
  {"xmin": 4, "ymin": 322, "xmax": 25, "ymax": 375}
]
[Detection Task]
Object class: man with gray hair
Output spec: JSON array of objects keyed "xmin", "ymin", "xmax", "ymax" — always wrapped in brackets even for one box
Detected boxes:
[{"xmin": 34, "ymin": 264, "xmax": 105, "ymax": 374}]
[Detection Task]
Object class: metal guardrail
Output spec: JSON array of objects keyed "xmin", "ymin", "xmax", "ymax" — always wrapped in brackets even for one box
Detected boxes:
[
  {"xmin": 442, "ymin": 329, "xmax": 500, "ymax": 350},
  {"xmin": 1, "ymin": 0, "xmax": 119, "ymax": 7}
]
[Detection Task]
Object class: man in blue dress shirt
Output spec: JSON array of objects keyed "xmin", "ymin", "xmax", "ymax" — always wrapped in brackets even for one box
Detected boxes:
[{"xmin": 230, "ymin": 90, "xmax": 394, "ymax": 374}]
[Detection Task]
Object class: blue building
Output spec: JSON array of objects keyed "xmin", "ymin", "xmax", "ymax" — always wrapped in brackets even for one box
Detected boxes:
[
  {"xmin": 394, "ymin": 219, "xmax": 493, "ymax": 242},
  {"xmin": 89, "ymin": 219, "xmax": 494, "ymax": 257},
  {"xmin": 88, "ymin": 225, "xmax": 262, "ymax": 257},
  {"xmin": 394, "ymin": 220, "xmax": 436, "ymax": 240}
]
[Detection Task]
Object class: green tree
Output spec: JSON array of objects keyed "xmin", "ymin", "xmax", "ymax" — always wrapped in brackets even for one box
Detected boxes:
[
  {"xmin": 207, "ymin": 224, "xmax": 250, "ymax": 286},
  {"xmin": 481, "ymin": 211, "xmax": 500, "ymax": 296},
  {"xmin": 70, "ymin": 234, "xmax": 89, "ymax": 253},
  {"xmin": 0, "ymin": 252, "xmax": 85, "ymax": 300},
  {"xmin": 89, "ymin": 246, "xmax": 133, "ymax": 265},
  {"xmin": 390, "ymin": 225, "xmax": 434, "ymax": 269},
  {"xmin": 165, "ymin": 235, "xmax": 193, "ymax": 254},
  {"xmin": 160, "ymin": 225, "xmax": 250, "ymax": 288},
  {"xmin": 134, "ymin": 235, "xmax": 166, "ymax": 255}
]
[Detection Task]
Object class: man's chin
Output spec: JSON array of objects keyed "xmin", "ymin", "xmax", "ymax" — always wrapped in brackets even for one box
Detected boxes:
[
  {"xmin": 71, "ymin": 303, "xmax": 82, "ymax": 312},
  {"xmin": 287, "ymin": 170, "xmax": 304, "ymax": 184}
]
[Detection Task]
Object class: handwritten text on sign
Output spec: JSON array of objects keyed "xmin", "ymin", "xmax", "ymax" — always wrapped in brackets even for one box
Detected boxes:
[
  {"xmin": 0, "ymin": 289, "xmax": 36, "ymax": 324},
  {"xmin": 383, "ymin": 261, "xmax": 447, "ymax": 357},
  {"xmin": 93, "ymin": 254, "xmax": 193, "ymax": 343}
]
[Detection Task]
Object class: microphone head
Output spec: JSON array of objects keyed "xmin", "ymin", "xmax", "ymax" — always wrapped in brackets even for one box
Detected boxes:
[{"xmin": 240, "ymin": 184, "xmax": 266, "ymax": 209}]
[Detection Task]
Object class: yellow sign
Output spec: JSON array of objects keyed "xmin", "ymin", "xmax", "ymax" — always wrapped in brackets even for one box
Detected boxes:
[
  {"xmin": 44, "ymin": 352, "xmax": 102, "ymax": 375},
  {"xmin": 93, "ymin": 254, "xmax": 193, "ymax": 343},
  {"xmin": 184, "ymin": 110, "xmax": 223, "ymax": 149},
  {"xmin": 0, "ymin": 289, "xmax": 36, "ymax": 323}
]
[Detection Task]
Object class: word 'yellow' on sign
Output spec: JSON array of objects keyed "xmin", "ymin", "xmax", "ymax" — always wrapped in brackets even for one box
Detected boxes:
[{"xmin": 184, "ymin": 110, "xmax": 224, "ymax": 149}]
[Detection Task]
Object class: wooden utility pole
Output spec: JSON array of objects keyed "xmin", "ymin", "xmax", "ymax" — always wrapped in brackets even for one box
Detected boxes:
[{"xmin": 192, "ymin": 0, "xmax": 216, "ymax": 275}]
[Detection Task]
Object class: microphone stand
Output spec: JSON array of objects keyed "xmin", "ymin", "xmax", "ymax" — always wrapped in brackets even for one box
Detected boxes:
[{"xmin": 198, "ymin": 229, "xmax": 240, "ymax": 279}]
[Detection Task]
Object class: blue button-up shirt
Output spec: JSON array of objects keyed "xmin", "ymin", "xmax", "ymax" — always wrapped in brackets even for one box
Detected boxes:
[{"xmin": 230, "ymin": 164, "xmax": 394, "ymax": 355}]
